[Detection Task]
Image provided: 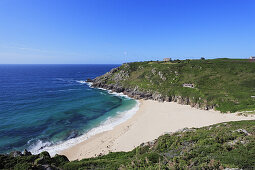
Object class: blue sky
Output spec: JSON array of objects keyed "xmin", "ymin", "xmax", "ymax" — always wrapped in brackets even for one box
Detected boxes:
[{"xmin": 0, "ymin": 0, "xmax": 254, "ymax": 64}]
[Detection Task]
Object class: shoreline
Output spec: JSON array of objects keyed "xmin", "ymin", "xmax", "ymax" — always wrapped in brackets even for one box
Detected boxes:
[
  {"xmin": 60, "ymin": 100, "xmax": 254, "ymax": 161},
  {"xmin": 29, "ymin": 88, "xmax": 139, "ymax": 156}
]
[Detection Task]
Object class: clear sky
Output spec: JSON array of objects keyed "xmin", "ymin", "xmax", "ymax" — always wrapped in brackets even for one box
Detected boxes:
[{"xmin": 0, "ymin": 0, "xmax": 254, "ymax": 64}]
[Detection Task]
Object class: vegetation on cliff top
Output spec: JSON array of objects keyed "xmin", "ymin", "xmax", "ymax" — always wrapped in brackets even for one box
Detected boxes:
[
  {"xmin": 95, "ymin": 58, "xmax": 255, "ymax": 113},
  {"xmin": 2, "ymin": 58, "xmax": 255, "ymax": 169},
  {"xmin": 1, "ymin": 120, "xmax": 255, "ymax": 169}
]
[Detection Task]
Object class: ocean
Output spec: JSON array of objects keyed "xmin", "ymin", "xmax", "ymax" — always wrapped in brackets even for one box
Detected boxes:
[{"xmin": 0, "ymin": 64, "xmax": 138, "ymax": 155}]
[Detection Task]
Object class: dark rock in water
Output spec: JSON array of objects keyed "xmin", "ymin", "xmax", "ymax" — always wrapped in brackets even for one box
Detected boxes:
[
  {"xmin": 66, "ymin": 130, "xmax": 79, "ymax": 140},
  {"xmin": 86, "ymin": 78, "xmax": 93, "ymax": 82},
  {"xmin": 23, "ymin": 149, "xmax": 32, "ymax": 156},
  {"xmin": 9, "ymin": 151, "xmax": 22, "ymax": 157}
]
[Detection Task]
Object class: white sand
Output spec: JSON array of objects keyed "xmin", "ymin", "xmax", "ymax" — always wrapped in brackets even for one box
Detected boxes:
[{"xmin": 60, "ymin": 100, "xmax": 254, "ymax": 161}]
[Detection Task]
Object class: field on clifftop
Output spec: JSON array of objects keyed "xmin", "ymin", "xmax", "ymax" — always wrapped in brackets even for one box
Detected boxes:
[{"xmin": 93, "ymin": 58, "xmax": 255, "ymax": 113}]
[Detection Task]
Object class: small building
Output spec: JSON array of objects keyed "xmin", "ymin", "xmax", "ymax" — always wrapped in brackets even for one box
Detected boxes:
[
  {"xmin": 250, "ymin": 56, "xmax": 255, "ymax": 60},
  {"xmin": 183, "ymin": 83, "xmax": 194, "ymax": 88},
  {"xmin": 163, "ymin": 58, "xmax": 171, "ymax": 62}
]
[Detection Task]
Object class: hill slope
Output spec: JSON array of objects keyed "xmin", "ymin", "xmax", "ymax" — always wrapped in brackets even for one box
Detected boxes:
[
  {"xmin": 1, "ymin": 120, "xmax": 255, "ymax": 169},
  {"xmin": 2, "ymin": 58, "xmax": 255, "ymax": 169},
  {"xmin": 91, "ymin": 58, "xmax": 255, "ymax": 113}
]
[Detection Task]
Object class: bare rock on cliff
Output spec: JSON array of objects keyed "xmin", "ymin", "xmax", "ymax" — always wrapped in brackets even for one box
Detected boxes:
[
  {"xmin": 152, "ymin": 93, "xmax": 164, "ymax": 102},
  {"xmin": 113, "ymin": 70, "xmax": 129, "ymax": 82},
  {"xmin": 158, "ymin": 71, "xmax": 166, "ymax": 81},
  {"xmin": 151, "ymin": 68, "xmax": 156, "ymax": 75}
]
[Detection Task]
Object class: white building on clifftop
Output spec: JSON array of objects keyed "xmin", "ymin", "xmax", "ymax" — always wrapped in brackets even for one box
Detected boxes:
[
  {"xmin": 163, "ymin": 58, "xmax": 171, "ymax": 62},
  {"xmin": 183, "ymin": 83, "xmax": 194, "ymax": 88}
]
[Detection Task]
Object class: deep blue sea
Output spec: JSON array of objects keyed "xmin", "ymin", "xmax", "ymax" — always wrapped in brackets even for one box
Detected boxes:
[{"xmin": 0, "ymin": 65, "xmax": 138, "ymax": 155}]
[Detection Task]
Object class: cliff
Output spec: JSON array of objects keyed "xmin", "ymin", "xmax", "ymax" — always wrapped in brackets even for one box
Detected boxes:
[{"xmin": 91, "ymin": 58, "xmax": 255, "ymax": 113}]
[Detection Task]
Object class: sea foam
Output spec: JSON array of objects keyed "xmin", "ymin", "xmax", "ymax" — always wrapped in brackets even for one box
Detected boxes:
[
  {"xmin": 85, "ymin": 82, "xmax": 131, "ymax": 99},
  {"xmin": 28, "ymin": 85, "xmax": 139, "ymax": 156},
  {"xmin": 76, "ymin": 80, "xmax": 87, "ymax": 84}
]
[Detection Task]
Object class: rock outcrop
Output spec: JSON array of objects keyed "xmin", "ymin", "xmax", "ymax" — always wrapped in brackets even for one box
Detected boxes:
[{"xmin": 88, "ymin": 66, "xmax": 216, "ymax": 111}]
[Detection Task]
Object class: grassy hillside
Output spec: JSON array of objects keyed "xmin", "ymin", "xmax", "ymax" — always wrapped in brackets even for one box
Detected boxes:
[
  {"xmin": 1, "ymin": 120, "xmax": 255, "ymax": 169},
  {"xmin": 94, "ymin": 58, "xmax": 255, "ymax": 113},
  {"xmin": 2, "ymin": 58, "xmax": 255, "ymax": 169}
]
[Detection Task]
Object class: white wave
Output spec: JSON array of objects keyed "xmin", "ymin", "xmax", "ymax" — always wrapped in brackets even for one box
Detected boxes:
[
  {"xmin": 98, "ymin": 87, "xmax": 106, "ymax": 90},
  {"xmin": 29, "ymin": 100, "xmax": 139, "ymax": 156},
  {"xmin": 28, "ymin": 82, "xmax": 138, "ymax": 156},
  {"xmin": 108, "ymin": 91, "xmax": 132, "ymax": 99},
  {"xmin": 87, "ymin": 83, "xmax": 131, "ymax": 99},
  {"xmin": 76, "ymin": 80, "xmax": 87, "ymax": 84},
  {"xmin": 98, "ymin": 88, "xmax": 131, "ymax": 99},
  {"xmin": 28, "ymin": 140, "xmax": 52, "ymax": 155},
  {"xmin": 86, "ymin": 82, "xmax": 93, "ymax": 87}
]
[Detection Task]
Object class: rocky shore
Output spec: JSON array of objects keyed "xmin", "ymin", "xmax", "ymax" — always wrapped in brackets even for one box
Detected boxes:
[{"xmin": 87, "ymin": 66, "xmax": 216, "ymax": 111}]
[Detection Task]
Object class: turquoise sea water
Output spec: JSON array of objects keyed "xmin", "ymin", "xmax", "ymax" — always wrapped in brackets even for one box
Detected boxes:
[{"xmin": 0, "ymin": 65, "xmax": 137, "ymax": 154}]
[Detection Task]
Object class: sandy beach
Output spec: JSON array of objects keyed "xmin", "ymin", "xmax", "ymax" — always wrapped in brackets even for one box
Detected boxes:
[{"xmin": 60, "ymin": 100, "xmax": 254, "ymax": 161}]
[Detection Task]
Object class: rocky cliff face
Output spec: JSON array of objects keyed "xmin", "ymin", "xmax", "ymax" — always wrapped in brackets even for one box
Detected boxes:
[{"xmin": 90, "ymin": 65, "xmax": 216, "ymax": 111}]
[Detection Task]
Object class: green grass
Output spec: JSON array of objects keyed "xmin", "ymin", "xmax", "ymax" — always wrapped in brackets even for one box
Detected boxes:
[
  {"xmin": 2, "ymin": 58, "xmax": 255, "ymax": 169},
  {"xmin": 2, "ymin": 120, "xmax": 254, "ymax": 169},
  {"xmin": 101, "ymin": 58, "xmax": 255, "ymax": 113},
  {"xmin": 64, "ymin": 120, "xmax": 255, "ymax": 169}
]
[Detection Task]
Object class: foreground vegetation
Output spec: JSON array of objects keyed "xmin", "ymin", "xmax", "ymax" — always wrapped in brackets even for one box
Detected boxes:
[
  {"xmin": 1, "ymin": 120, "xmax": 255, "ymax": 169},
  {"xmin": 2, "ymin": 58, "xmax": 255, "ymax": 169},
  {"xmin": 98, "ymin": 58, "xmax": 255, "ymax": 113}
]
